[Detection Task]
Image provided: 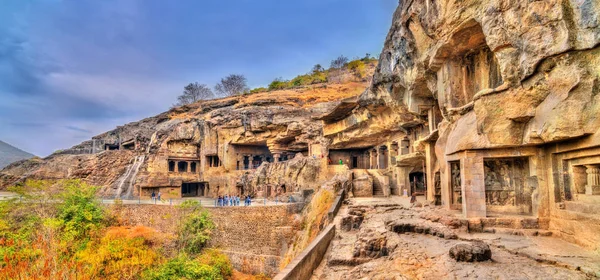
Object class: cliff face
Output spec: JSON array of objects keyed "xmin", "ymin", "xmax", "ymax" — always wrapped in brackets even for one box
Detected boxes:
[
  {"xmin": 320, "ymin": 0, "xmax": 600, "ymax": 249},
  {"xmin": 0, "ymin": 81, "xmax": 369, "ymax": 198},
  {"xmin": 334, "ymin": 0, "xmax": 600, "ymax": 151}
]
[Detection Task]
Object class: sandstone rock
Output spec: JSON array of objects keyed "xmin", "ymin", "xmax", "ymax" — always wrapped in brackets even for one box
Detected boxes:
[
  {"xmin": 353, "ymin": 229, "xmax": 388, "ymax": 258},
  {"xmin": 449, "ymin": 241, "xmax": 492, "ymax": 262},
  {"xmin": 340, "ymin": 207, "xmax": 366, "ymax": 231}
]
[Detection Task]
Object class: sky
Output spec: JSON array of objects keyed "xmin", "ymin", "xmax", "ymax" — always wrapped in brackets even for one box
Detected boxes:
[{"xmin": 0, "ymin": 0, "xmax": 398, "ymax": 157}]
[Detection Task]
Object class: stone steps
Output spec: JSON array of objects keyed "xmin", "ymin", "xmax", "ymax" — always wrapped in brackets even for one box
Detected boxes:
[
  {"xmin": 477, "ymin": 217, "xmax": 548, "ymax": 230},
  {"xmin": 483, "ymin": 227, "xmax": 553, "ymax": 237},
  {"xmin": 564, "ymin": 201, "xmax": 600, "ymax": 215}
]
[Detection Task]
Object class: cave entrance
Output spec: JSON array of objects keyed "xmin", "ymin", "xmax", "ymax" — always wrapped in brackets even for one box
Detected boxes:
[
  {"xmin": 409, "ymin": 171, "xmax": 425, "ymax": 195},
  {"xmin": 182, "ymin": 182, "xmax": 208, "ymax": 197},
  {"xmin": 329, "ymin": 148, "xmax": 369, "ymax": 169},
  {"xmin": 232, "ymin": 143, "xmax": 272, "ymax": 169},
  {"xmin": 252, "ymin": 155, "xmax": 263, "ymax": 169},
  {"xmin": 352, "ymin": 156, "xmax": 359, "ymax": 169}
]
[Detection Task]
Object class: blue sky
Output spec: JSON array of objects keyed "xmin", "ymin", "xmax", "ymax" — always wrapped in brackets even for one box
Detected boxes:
[{"xmin": 0, "ymin": 0, "xmax": 397, "ymax": 157}]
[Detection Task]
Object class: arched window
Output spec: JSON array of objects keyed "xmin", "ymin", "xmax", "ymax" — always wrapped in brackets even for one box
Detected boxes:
[{"xmin": 168, "ymin": 161, "xmax": 175, "ymax": 172}]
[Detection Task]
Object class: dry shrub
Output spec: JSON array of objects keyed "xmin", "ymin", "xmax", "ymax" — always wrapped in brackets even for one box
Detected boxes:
[
  {"xmin": 232, "ymin": 270, "xmax": 271, "ymax": 280},
  {"xmin": 280, "ymin": 188, "xmax": 334, "ymax": 268},
  {"xmin": 76, "ymin": 226, "xmax": 162, "ymax": 280}
]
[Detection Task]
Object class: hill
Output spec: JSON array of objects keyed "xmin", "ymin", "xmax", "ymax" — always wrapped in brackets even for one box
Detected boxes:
[{"xmin": 0, "ymin": 140, "xmax": 35, "ymax": 170}]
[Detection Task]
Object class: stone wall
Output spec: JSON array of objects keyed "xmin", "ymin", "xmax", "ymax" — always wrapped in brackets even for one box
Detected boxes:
[
  {"xmin": 115, "ymin": 203, "xmax": 303, "ymax": 275},
  {"xmin": 273, "ymin": 224, "xmax": 336, "ymax": 280}
]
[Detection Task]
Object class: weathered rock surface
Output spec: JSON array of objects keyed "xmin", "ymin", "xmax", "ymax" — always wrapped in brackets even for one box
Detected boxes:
[
  {"xmin": 312, "ymin": 198, "xmax": 595, "ymax": 280},
  {"xmin": 0, "ymin": 81, "xmax": 371, "ymax": 197},
  {"xmin": 449, "ymin": 241, "xmax": 492, "ymax": 262}
]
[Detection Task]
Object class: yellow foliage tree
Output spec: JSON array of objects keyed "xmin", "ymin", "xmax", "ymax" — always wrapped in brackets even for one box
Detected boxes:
[{"xmin": 77, "ymin": 226, "xmax": 161, "ymax": 280}]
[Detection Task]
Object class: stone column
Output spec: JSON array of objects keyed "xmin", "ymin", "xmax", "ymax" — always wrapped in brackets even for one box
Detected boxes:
[
  {"xmin": 273, "ymin": 153, "xmax": 281, "ymax": 162},
  {"xmin": 461, "ymin": 152, "xmax": 486, "ymax": 218},
  {"xmin": 370, "ymin": 150, "xmax": 376, "ymax": 169},
  {"xmin": 586, "ymin": 165, "xmax": 600, "ymax": 195},
  {"xmin": 425, "ymin": 142, "xmax": 436, "ymax": 202},
  {"xmin": 376, "ymin": 148, "xmax": 382, "ymax": 169}
]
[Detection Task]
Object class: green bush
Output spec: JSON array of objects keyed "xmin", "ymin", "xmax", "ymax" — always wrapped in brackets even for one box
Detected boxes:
[
  {"xmin": 197, "ymin": 249, "xmax": 233, "ymax": 278},
  {"xmin": 142, "ymin": 254, "xmax": 222, "ymax": 280},
  {"xmin": 249, "ymin": 87, "xmax": 268, "ymax": 94},
  {"xmin": 268, "ymin": 78, "xmax": 290, "ymax": 91},
  {"xmin": 177, "ymin": 200, "xmax": 214, "ymax": 255},
  {"xmin": 290, "ymin": 75, "xmax": 312, "ymax": 87},
  {"xmin": 347, "ymin": 60, "xmax": 367, "ymax": 79},
  {"xmin": 55, "ymin": 180, "xmax": 105, "ymax": 245},
  {"xmin": 310, "ymin": 71, "xmax": 328, "ymax": 84}
]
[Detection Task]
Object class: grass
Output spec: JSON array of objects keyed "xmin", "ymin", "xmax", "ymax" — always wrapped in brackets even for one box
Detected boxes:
[{"xmin": 279, "ymin": 188, "xmax": 334, "ymax": 268}]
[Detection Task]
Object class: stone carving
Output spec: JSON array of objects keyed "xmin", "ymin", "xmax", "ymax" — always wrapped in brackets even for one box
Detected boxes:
[
  {"xmin": 484, "ymin": 158, "xmax": 532, "ymax": 212},
  {"xmin": 450, "ymin": 161, "xmax": 462, "ymax": 206}
]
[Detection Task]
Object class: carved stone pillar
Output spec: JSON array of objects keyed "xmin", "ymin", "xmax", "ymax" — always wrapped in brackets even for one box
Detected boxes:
[
  {"xmin": 376, "ymin": 148, "xmax": 382, "ymax": 169},
  {"xmin": 370, "ymin": 150, "xmax": 376, "ymax": 169},
  {"xmin": 586, "ymin": 165, "xmax": 600, "ymax": 195},
  {"xmin": 273, "ymin": 153, "xmax": 281, "ymax": 162}
]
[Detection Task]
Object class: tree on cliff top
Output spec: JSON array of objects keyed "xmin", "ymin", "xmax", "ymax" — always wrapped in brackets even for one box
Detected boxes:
[
  {"xmin": 330, "ymin": 55, "xmax": 349, "ymax": 69},
  {"xmin": 214, "ymin": 74, "xmax": 249, "ymax": 96},
  {"xmin": 175, "ymin": 82, "xmax": 214, "ymax": 106}
]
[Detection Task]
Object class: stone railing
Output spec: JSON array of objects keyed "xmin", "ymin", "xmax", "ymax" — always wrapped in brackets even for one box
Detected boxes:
[
  {"xmin": 327, "ymin": 189, "xmax": 345, "ymax": 222},
  {"xmin": 273, "ymin": 224, "xmax": 336, "ymax": 280}
]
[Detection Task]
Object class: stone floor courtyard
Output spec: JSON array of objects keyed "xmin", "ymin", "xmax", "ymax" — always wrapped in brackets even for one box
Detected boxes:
[{"xmin": 312, "ymin": 196, "xmax": 600, "ymax": 280}]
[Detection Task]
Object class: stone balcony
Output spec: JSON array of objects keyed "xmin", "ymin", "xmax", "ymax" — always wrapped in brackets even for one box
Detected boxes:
[{"xmin": 395, "ymin": 152, "xmax": 425, "ymax": 167}]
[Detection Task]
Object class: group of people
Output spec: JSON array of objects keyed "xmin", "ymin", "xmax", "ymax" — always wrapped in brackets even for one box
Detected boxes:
[
  {"xmin": 151, "ymin": 191, "xmax": 162, "ymax": 202},
  {"xmin": 217, "ymin": 195, "xmax": 253, "ymax": 206}
]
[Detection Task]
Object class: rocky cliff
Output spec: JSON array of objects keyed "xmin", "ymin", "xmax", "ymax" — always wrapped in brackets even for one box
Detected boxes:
[{"xmin": 0, "ymin": 80, "xmax": 370, "ymax": 198}]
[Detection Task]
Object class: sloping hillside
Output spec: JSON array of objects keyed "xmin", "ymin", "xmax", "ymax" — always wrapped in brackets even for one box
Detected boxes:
[{"xmin": 0, "ymin": 140, "xmax": 35, "ymax": 169}]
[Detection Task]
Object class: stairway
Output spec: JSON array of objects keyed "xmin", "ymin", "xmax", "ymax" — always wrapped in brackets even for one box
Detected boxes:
[
  {"xmin": 372, "ymin": 178, "xmax": 384, "ymax": 196},
  {"xmin": 367, "ymin": 170, "xmax": 388, "ymax": 197}
]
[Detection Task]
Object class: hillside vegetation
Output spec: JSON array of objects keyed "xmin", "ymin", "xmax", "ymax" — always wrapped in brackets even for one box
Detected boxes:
[{"xmin": 0, "ymin": 180, "xmax": 244, "ymax": 280}]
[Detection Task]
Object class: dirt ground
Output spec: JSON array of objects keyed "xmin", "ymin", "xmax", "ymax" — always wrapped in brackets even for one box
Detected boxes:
[{"xmin": 311, "ymin": 197, "xmax": 600, "ymax": 280}]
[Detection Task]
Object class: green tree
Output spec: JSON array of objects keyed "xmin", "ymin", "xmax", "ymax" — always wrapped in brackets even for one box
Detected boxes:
[
  {"xmin": 177, "ymin": 200, "xmax": 214, "ymax": 255},
  {"xmin": 312, "ymin": 64, "xmax": 324, "ymax": 74},
  {"xmin": 347, "ymin": 60, "xmax": 367, "ymax": 79},
  {"xmin": 268, "ymin": 78, "xmax": 290, "ymax": 91}
]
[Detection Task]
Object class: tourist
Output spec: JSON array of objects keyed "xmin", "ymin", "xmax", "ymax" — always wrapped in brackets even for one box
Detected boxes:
[
  {"xmin": 236, "ymin": 195, "xmax": 240, "ymax": 206},
  {"xmin": 339, "ymin": 159, "xmax": 343, "ymax": 165},
  {"xmin": 410, "ymin": 192, "xmax": 417, "ymax": 205},
  {"xmin": 151, "ymin": 191, "xmax": 156, "ymax": 202},
  {"xmin": 224, "ymin": 194, "xmax": 229, "ymax": 206},
  {"xmin": 157, "ymin": 191, "xmax": 162, "ymax": 202}
]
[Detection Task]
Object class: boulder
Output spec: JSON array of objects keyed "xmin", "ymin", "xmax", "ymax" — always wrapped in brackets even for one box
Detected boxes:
[{"xmin": 449, "ymin": 241, "xmax": 492, "ymax": 262}]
